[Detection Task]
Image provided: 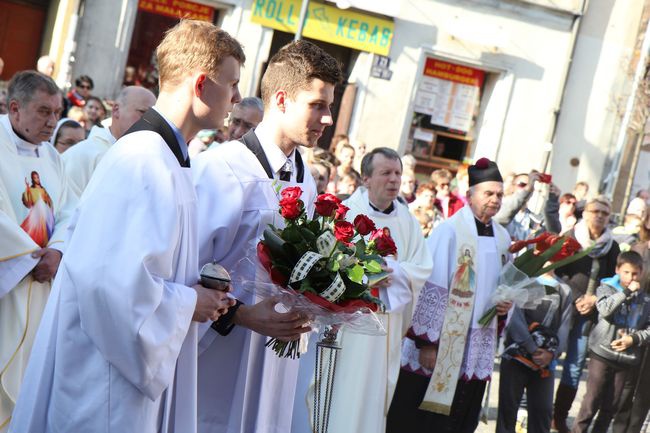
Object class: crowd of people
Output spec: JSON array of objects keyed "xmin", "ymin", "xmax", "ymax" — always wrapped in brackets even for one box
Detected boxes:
[{"xmin": 1, "ymin": 18, "xmax": 650, "ymax": 433}]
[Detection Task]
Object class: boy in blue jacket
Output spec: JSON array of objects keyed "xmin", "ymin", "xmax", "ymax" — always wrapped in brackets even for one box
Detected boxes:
[{"xmin": 572, "ymin": 251, "xmax": 648, "ymax": 433}]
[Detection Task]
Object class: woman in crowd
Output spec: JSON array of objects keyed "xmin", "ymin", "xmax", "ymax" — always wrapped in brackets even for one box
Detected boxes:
[
  {"xmin": 49, "ymin": 118, "xmax": 84, "ymax": 154},
  {"xmin": 82, "ymin": 96, "xmax": 106, "ymax": 138},
  {"xmin": 559, "ymin": 193, "xmax": 578, "ymax": 234},
  {"xmin": 400, "ymin": 169, "xmax": 417, "ymax": 204}
]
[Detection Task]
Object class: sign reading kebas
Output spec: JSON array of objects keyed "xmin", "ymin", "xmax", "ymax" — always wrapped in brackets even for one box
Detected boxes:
[{"xmin": 251, "ymin": 0, "xmax": 394, "ymax": 56}]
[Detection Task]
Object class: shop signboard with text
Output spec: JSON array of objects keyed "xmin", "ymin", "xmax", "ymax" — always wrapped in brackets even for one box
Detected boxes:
[
  {"xmin": 250, "ymin": 0, "xmax": 394, "ymax": 56},
  {"xmin": 413, "ymin": 58, "xmax": 485, "ymax": 134},
  {"xmin": 138, "ymin": 0, "xmax": 214, "ymax": 22}
]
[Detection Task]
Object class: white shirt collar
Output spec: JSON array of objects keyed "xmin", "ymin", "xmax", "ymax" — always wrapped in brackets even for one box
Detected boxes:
[
  {"xmin": 255, "ymin": 121, "xmax": 296, "ymax": 181},
  {"xmin": 0, "ymin": 114, "xmax": 43, "ymax": 157},
  {"xmin": 88, "ymin": 124, "xmax": 117, "ymax": 145}
]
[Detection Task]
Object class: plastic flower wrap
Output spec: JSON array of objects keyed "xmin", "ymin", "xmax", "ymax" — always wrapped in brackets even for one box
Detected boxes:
[
  {"xmin": 478, "ymin": 232, "xmax": 592, "ymax": 326},
  {"xmin": 249, "ymin": 187, "xmax": 395, "ymax": 358}
]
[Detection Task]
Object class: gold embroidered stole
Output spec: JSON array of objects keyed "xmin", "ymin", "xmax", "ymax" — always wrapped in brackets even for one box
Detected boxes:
[{"xmin": 419, "ymin": 213, "xmax": 478, "ymax": 415}]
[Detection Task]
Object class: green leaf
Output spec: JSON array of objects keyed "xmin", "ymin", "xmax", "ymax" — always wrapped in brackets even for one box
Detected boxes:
[
  {"xmin": 364, "ymin": 259, "xmax": 383, "ymax": 274},
  {"xmin": 328, "ymin": 259, "xmax": 340, "ymax": 272},
  {"xmin": 308, "ymin": 220, "xmax": 321, "ymax": 234},
  {"xmin": 299, "ymin": 278, "xmax": 313, "ymax": 294},
  {"xmin": 263, "ymin": 228, "xmax": 288, "ymax": 259},
  {"xmin": 367, "ymin": 271, "xmax": 389, "ymax": 287},
  {"xmin": 282, "ymin": 226, "xmax": 302, "ymax": 243},
  {"xmin": 347, "ymin": 264, "xmax": 365, "ymax": 284},
  {"xmin": 535, "ymin": 245, "xmax": 594, "ymax": 277},
  {"xmin": 300, "ymin": 227, "xmax": 316, "ymax": 242}
]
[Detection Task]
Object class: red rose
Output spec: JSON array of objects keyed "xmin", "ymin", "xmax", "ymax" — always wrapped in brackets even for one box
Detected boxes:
[
  {"xmin": 279, "ymin": 197, "xmax": 302, "ymax": 220},
  {"xmin": 551, "ymin": 236, "xmax": 581, "ymax": 262},
  {"xmin": 281, "ymin": 186, "xmax": 302, "ymax": 200},
  {"xmin": 314, "ymin": 193, "xmax": 341, "ymax": 217},
  {"xmin": 257, "ymin": 242, "xmax": 272, "ymax": 272},
  {"xmin": 369, "ymin": 227, "xmax": 397, "ymax": 256},
  {"xmin": 335, "ymin": 204, "xmax": 350, "ymax": 220},
  {"xmin": 334, "ymin": 220, "xmax": 355, "ymax": 243},
  {"xmin": 354, "ymin": 214, "xmax": 376, "ymax": 236}
]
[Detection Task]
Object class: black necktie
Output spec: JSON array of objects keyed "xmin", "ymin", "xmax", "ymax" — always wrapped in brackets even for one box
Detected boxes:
[{"xmin": 279, "ymin": 159, "xmax": 292, "ymax": 182}]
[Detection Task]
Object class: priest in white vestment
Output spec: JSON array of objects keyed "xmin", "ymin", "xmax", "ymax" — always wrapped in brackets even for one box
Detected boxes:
[
  {"xmin": 62, "ymin": 86, "xmax": 155, "ymax": 196},
  {"xmin": 0, "ymin": 72, "xmax": 77, "ymax": 432},
  {"xmin": 193, "ymin": 40, "xmax": 343, "ymax": 433},
  {"xmin": 9, "ymin": 21, "xmax": 244, "ymax": 433},
  {"xmin": 387, "ymin": 158, "xmax": 513, "ymax": 433},
  {"xmin": 292, "ymin": 148, "xmax": 432, "ymax": 433}
]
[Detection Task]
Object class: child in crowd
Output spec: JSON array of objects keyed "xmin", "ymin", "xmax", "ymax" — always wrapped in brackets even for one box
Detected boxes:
[{"xmin": 572, "ymin": 251, "xmax": 648, "ymax": 433}]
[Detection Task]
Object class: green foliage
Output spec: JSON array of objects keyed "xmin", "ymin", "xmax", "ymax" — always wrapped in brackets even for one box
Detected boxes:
[
  {"xmin": 347, "ymin": 264, "xmax": 365, "ymax": 284},
  {"xmin": 364, "ymin": 259, "xmax": 382, "ymax": 274}
]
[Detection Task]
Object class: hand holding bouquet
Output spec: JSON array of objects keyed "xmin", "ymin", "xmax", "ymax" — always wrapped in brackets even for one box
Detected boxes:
[
  {"xmin": 254, "ymin": 187, "xmax": 396, "ymax": 358},
  {"xmin": 479, "ymin": 232, "xmax": 591, "ymax": 326}
]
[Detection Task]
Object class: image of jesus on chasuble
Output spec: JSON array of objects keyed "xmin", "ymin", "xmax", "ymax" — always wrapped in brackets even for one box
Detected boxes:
[
  {"xmin": 19, "ymin": 170, "xmax": 54, "ymax": 248},
  {"xmin": 451, "ymin": 248, "xmax": 476, "ymax": 299}
]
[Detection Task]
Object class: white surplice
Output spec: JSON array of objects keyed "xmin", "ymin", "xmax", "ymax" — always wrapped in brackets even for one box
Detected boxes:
[
  {"xmin": 192, "ymin": 127, "xmax": 317, "ymax": 433},
  {"xmin": 401, "ymin": 206, "xmax": 511, "ymax": 381},
  {"xmin": 0, "ymin": 114, "xmax": 78, "ymax": 432},
  {"xmin": 291, "ymin": 187, "xmax": 433, "ymax": 433},
  {"xmin": 61, "ymin": 124, "xmax": 116, "ymax": 196},
  {"xmin": 9, "ymin": 130, "xmax": 199, "ymax": 433}
]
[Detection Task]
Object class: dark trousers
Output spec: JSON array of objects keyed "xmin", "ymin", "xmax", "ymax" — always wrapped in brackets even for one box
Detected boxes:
[
  {"xmin": 386, "ymin": 369, "xmax": 486, "ymax": 433},
  {"xmin": 495, "ymin": 357, "xmax": 554, "ymax": 433},
  {"xmin": 612, "ymin": 348, "xmax": 650, "ymax": 433},
  {"xmin": 572, "ymin": 356, "xmax": 631, "ymax": 433}
]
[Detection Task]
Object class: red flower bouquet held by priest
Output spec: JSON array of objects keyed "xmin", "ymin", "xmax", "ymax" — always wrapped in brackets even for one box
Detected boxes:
[{"xmin": 239, "ymin": 186, "xmax": 394, "ymax": 358}]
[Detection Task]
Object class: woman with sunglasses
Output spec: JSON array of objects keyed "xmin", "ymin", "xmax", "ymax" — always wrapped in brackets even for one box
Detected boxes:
[{"xmin": 66, "ymin": 74, "xmax": 94, "ymax": 108}]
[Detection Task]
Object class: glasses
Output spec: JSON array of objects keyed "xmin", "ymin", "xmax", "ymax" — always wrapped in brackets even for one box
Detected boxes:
[
  {"xmin": 56, "ymin": 140, "xmax": 78, "ymax": 147},
  {"xmin": 78, "ymin": 84, "xmax": 92, "ymax": 90},
  {"xmin": 586, "ymin": 209, "xmax": 610, "ymax": 216}
]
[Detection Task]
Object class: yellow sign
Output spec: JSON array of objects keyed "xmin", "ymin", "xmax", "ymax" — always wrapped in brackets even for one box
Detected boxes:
[{"xmin": 251, "ymin": 0, "xmax": 394, "ymax": 56}]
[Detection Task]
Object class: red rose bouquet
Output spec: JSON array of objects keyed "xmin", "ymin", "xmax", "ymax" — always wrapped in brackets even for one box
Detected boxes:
[
  {"xmin": 254, "ymin": 187, "xmax": 395, "ymax": 358},
  {"xmin": 478, "ymin": 232, "xmax": 592, "ymax": 326}
]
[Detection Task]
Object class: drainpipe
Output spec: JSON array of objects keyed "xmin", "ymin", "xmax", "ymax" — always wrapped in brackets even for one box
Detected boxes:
[{"xmin": 542, "ymin": 0, "xmax": 588, "ymax": 173}]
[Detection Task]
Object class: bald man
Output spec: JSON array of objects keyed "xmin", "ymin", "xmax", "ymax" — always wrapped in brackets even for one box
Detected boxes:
[
  {"xmin": 37, "ymin": 56, "xmax": 55, "ymax": 78},
  {"xmin": 62, "ymin": 86, "xmax": 156, "ymax": 195}
]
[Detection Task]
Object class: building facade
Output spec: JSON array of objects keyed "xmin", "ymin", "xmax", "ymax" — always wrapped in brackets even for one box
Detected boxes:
[{"xmin": 2, "ymin": 0, "xmax": 648, "ymax": 207}]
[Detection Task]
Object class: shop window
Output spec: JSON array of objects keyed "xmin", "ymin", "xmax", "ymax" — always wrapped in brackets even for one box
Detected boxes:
[{"xmin": 407, "ymin": 57, "xmax": 486, "ymax": 174}]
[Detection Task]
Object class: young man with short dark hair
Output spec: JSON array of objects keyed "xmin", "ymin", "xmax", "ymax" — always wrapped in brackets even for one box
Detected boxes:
[{"xmin": 193, "ymin": 40, "xmax": 343, "ymax": 433}]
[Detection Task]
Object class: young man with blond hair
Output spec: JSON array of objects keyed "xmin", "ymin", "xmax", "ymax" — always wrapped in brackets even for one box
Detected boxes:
[
  {"xmin": 193, "ymin": 39, "xmax": 342, "ymax": 433},
  {"xmin": 10, "ymin": 20, "xmax": 242, "ymax": 433}
]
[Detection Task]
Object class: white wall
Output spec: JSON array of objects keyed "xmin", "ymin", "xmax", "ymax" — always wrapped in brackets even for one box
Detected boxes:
[
  {"xmin": 346, "ymin": 0, "xmax": 575, "ymax": 178},
  {"xmin": 551, "ymin": 0, "xmax": 645, "ymax": 193}
]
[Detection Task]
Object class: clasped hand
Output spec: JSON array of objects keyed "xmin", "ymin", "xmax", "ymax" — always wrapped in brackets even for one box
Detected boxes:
[{"xmin": 31, "ymin": 247, "xmax": 62, "ymax": 282}]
